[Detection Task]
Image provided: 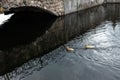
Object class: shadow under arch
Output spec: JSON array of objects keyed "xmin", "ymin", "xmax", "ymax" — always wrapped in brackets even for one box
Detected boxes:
[
  {"xmin": 4, "ymin": 6, "xmax": 58, "ymax": 16},
  {"xmin": 0, "ymin": 12, "xmax": 57, "ymax": 50}
]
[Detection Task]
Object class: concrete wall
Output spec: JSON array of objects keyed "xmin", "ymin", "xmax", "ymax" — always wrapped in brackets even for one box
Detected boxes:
[
  {"xmin": 64, "ymin": 0, "xmax": 104, "ymax": 14},
  {"xmin": 1, "ymin": 0, "xmax": 105, "ymax": 16},
  {"xmin": 1, "ymin": 0, "xmax": 120, "ymax": 16},
  {"xmin": 106, "ymin": 0, "xmax": 120, "ymax": 3}
]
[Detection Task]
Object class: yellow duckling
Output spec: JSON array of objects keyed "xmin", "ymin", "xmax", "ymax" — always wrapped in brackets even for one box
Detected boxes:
[
  {"xmin": 85, "ymin": 44, "xmax": 95, "ymax": 49},
  {"xmin": 66, "ymin": 46, "xmax": 74, "ymax": 52}
]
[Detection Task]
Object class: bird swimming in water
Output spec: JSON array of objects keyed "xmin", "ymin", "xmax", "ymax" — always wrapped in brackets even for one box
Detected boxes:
[
  {"xmin": 85, "ymin": 44, "xmax": 95, "ymax": 49},
  {"xmin": 66, "ymin": 46, "xmax": 74, "ymax": 51}
]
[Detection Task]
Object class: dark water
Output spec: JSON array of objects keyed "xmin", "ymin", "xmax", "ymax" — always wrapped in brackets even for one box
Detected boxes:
[{"xmin": 0, "ymin": 4, "xmax": 120, "ymax": 80}]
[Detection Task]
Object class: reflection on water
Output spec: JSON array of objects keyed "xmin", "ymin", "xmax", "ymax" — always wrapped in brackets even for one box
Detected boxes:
[{"xmin": 0, "ymin": 4, "xmax": 120, "ymax": 80}]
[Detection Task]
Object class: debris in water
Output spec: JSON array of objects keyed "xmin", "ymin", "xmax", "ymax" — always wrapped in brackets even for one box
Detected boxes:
[
  {"xmin": 85, "ymin": 44, "xmax": 95, "ymax": 49},
  {"xmin": 66, "ymin": 46, "xmax": 74, "ymax": 52}
]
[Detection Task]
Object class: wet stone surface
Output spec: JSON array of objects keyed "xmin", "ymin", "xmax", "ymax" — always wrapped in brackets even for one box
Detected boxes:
[{"xmin": 0, "ymin": 4, "xmax": 120, "ymax": 80}]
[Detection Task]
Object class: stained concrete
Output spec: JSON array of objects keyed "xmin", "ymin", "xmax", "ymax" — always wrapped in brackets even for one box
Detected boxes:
[
  {"xmin": 106, "ymin": 0, "xmax": 120, "ymax": 3},
  {"xmin": 64, "ymin": 0, "xmax": 104, "ymax": 15},
  {"xmin": 1, "ymin": 0, "xmax": 120, "ymax": 16}
]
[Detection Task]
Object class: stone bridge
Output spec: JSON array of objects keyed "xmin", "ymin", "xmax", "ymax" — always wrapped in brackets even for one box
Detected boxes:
[{"xmin": 1, "ymin": 0, "xmax": 120, "ymax": 16}]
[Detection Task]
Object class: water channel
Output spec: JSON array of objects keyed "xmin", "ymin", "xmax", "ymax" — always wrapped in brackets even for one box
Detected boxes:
[{"xmin": 0, "ymin": 4, "xmax": 120, "ymax": 80}]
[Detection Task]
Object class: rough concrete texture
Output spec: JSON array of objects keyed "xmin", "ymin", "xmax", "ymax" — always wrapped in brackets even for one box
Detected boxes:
[{"xmin": 1, "ymin": 0, "xmax": 120, "ymax": 16}]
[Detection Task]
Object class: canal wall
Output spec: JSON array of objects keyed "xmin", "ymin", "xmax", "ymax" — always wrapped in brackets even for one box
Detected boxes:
[
  {"xmin": 1, "ymin": 0, "xmax": 104, "ymax": 16},
  {"xmin": 1, "ymin": 0, "xmax": 120, "ymax": 16},
  {"xmin": 105, "ymin": 0, "xmax": 120, "ymax": 3},
  {"xmin": 64, "ymin": 0, "xmax": 104, "ymax": 15}
]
